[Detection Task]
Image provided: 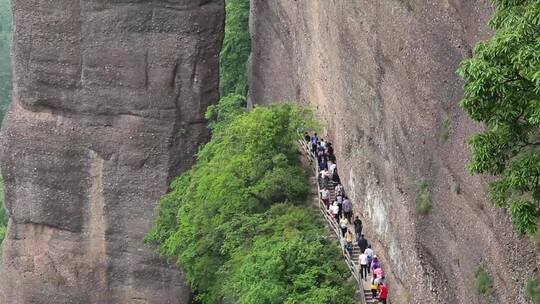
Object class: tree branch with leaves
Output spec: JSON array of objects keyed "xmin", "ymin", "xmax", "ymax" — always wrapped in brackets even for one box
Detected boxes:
[{"xmin": 458, "ymin": 0, "xmax": 540, "ymax": 235}]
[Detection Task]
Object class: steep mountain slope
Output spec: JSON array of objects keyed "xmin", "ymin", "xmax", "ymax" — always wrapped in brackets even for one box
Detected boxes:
[
  {"xmin": 0, "ymin": 1, "xmax": 224, "ymax": 303},
  {"xmin": 249, "ymin": 1, "xmax": 538, "ymax": 303}
]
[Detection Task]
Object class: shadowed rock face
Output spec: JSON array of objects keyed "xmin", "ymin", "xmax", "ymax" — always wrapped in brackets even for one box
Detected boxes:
[
  {"xmin": 249, "ymin": 1, "xmax": 537, "ymax": 303},
  {"xmin": 0, "ymin": 1, "xmax": 224, "ymax": 303}
]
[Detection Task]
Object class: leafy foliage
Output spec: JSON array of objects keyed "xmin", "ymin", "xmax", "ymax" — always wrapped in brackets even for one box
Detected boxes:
[
  {"xmin": 474, "ymin": 266, "xmax": 493, "ymax": 295},
  {"xmin": 526, "ymin": 278, "xmax": 540, "ymax": 304},
  {"xmin": 458, "ymin": 0, "xmax": 540, "ymax": 235},
  {"xmin": 219, "ymin": 0, "xmax": 251, "ymax": 97},
  {"xmin": 0, "ymin": 0, "xmax": 11, "ymax": 121},
  {"xmin": 147, "ymin": 103, "xmax": 355, "ymax": 303}
]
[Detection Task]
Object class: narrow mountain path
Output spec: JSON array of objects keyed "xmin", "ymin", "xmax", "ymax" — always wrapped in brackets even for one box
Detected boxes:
[{"xmin": 299, "ymin": 138, "xmax": 388, "ymax": 304}]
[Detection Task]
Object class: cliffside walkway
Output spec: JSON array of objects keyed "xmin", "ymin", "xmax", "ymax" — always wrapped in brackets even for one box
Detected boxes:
[{"xmin": 298, "ymin": 138, "xmax": 387, "ymax": 304}]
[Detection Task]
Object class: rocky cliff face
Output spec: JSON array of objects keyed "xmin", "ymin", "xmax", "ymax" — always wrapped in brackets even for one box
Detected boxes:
[
  {"xmin": 249, "ymin": 1, "xmax": 538, "ymax": 303},
  {"xmin": 0, "ymin": 1, "xmax": 224, "ymax": 303}
]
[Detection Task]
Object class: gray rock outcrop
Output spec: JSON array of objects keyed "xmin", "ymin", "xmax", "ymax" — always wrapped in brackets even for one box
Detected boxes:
[
  {"xmin": 249, "ymin": 1, "xmax": 537, "ymax": 303},
  {"xmin": 0, "ymin": 1, "xmax": 224, "ymax": 303}
]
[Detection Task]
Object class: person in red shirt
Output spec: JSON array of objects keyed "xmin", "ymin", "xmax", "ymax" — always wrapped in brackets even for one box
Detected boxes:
[{"xmin": 378, "ymin": 282, "xmax": 388, "ymax": 304}]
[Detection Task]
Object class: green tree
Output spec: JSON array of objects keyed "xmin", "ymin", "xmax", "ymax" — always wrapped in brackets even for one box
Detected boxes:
[{"xmin": 458, "ymin": 0, "xmax": 540, "ymax": 235}]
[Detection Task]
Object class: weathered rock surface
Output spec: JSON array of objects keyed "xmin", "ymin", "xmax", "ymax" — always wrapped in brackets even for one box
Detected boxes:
[
  {"xmin": 249, "ymin": 1, "xmax": 538, "ymax": 303},
  {"xmin": 0, "ymin": 1, "xmax": 224, "ymax": 303}
]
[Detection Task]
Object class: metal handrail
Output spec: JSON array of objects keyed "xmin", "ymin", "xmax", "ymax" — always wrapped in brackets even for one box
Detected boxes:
[{"xmin": 299, "ymin": 138, "xmax": 367, "ymax": 304}]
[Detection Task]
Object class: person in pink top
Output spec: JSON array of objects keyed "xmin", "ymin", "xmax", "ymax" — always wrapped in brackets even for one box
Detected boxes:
[{"xmin": 373, "ymin": 267, "xmax": 384, "ymax": 279}]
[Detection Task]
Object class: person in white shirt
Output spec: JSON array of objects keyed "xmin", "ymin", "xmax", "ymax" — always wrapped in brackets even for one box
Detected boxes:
[
  {"xmin": 335, "ymin": 183, "xmax": 343, "ymax": 196},
  {"xmin": 320, "ymin": 188, "xmax": 330, "ymax": 209},
  {"xmin": 320, "ymin": 170, "xmax": 330, "ymax": 188},
  {"xmin": 331, "ymin": 201, "xmax": 340, "ymax": 222},
  {"xmin": 329, "ymin": 162, "xmax": 337, "ymax": 175},
  {"xmin": 364, "ymin": 245, "xmax": 374, "ymax": 274},
  {"xmin": 359, "ymin": 252, "xmax": 369, "ymax": 280}
]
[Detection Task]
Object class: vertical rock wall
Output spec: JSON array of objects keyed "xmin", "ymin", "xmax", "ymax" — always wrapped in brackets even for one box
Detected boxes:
[
  {"xmin": 0, "ymin": 1, "xmax": 224, "ymax": 303},
  {"xmin": 249, "ymin": 1, "xmax": 538, "ymax": 303}
]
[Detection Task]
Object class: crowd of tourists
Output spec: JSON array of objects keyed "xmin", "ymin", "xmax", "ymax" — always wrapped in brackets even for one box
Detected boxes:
[{"xmin": 304, "ymin": 131, "xmax": 389, "ymax": 304}]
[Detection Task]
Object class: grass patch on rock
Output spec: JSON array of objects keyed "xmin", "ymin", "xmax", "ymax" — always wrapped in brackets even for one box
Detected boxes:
[
  {"xmin": 415, "ymin": 179, "xmax": 432, "ymax": 215},
  {"xmin": 474, "ymin": 266, "xmax": 493, "ymax": 295}
]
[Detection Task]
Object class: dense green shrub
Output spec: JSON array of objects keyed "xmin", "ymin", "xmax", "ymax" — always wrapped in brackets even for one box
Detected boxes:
[
  {"xmin": 219, "ymin": 0, "xmax": 250, "ymax": 97},
  {"xmin": 147, "ymin": 103, "xmax": 356, "ymax": 303},
  {"xmin": 458, "ymin": 0, "xmax": 540, "ymax": 235}
]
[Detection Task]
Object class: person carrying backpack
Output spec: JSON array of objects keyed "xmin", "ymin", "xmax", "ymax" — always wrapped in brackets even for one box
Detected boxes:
[{"xmin": 365, "ymin": 245, "xmax": 374, "ymax": 274}]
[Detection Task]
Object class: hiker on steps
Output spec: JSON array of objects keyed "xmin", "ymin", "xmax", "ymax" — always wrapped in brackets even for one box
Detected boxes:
[
  {"xmin": 328, "ymin": 160, "xmax": 337, "ymax": 175},
  {"xmin": 353, "ymin": 216, "xmax": 362, "ymax": 239},
  {"xmin": 373, "ymin": 263, "xmax": 384, "ymax": 280},
  {"xmin": 326, "ymin": 141, "xmax": 334, "ymax": 156},
  {"xmin": 320, "ymin": 138, "xmax": 327, "ymax": 149},
  {"xmin": 304, "ymin": 132, "xmax": 311, "ymax": 142},
  {"xmin": 335, "ymin": 183, "xmax": 344, "ymax": 196},
  {"xmin": 359, "ymin": 251, "xmax": 369, "ymax": 281},
  {"xmin": 378, "ymin": 282, "xmax": 388, "ymax": 304},
  {"xmin": 332, "ymin": 169, "xmax": 341, "ymax": 185},
  {"xmin": 370, "ymin": 277, "xmax": 379, "ymax": 299},
  {"xmin": 365, "ymin": 245, "xmax": 374, "ymax": 274},
  {"xmin": 320, "ymin": 169, "xmax": 330, "ymax": 189},
  {"xmin": 344, "ymin": 229, "xmax": 354, "ymax": 256},
  {"xmin": 320, "ymin": 188, "xmax": 330, "ymax": 209},
  {"xmin": 337, "ymin": 195, "xmax": 343, "ymax": 217},
  {"xmin": 319, "ymin": 157, "xmax": 328, "ymax": 171},
  {"xmin": 343, "ymin": 196, "xmax": 353, "ymax": 223},
  {"xmin": 331, "ymin": 201, "xmax": 340, "ymax": 222},
  {"xmin": 358, "ymin": 234, "xmax": 368, "ymax": 254},
  {"xmin": 371, "ymin": 255, "xmax": 381, "ymax": 273},
  {"xmin": 339, "ymin": 217, "xmax": 349, "ymax": 237}
]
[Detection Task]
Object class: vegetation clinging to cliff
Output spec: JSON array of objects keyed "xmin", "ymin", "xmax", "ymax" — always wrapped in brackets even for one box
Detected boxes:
[
  {"xmin": 0, "ymin": 0, "xmax": 11, "ymax": 120},
  {"xmin": 147, "ymin": 102, "xmax": 356, "ymax": 304},
  {"xmin": 458, "ymin": 0, "xmax": 540, "ymax": 235},
  {"xmin": 219, "ymin": 0, "xmax": 250, "ymax": 97}
]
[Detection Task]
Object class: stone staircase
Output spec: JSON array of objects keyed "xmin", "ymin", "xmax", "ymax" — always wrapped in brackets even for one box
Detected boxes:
[{"xmin": 299, "ymin": 139, "xmax": 378, "ymax": 304}]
